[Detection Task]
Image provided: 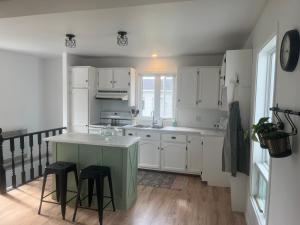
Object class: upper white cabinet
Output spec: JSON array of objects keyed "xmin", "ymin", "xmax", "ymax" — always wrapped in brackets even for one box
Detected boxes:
[
  {"xmin": 97, "ymin": 67, "xmax": 134, "ymax": 91},
  {"xmin": 98, "ymin": 68, "xmax": 113, "ymax": 90},
  {"xmin": 202, "ymin": 136, "xmax": 229, "ymax": 187},
  {"xmin": 187, "ymin": 135, "xmax": 203, "ymax": 174},
  {"xmin": 177, "ymin": 67, "xmax": 198, "ymax": 107},
  {"xmin": 71, "ymin": 67, "xmax": 89, "ymax": 88},
  {"xmin": 177, "ymin": 66, "xmax": 220, "ymax": 109}
]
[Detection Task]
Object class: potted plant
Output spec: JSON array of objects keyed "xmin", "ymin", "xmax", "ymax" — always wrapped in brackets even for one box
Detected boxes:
[
  {"xmin": 252, "ymin": 117, "xmax": 292, "ymax": 158},
  {"xmin": 251, "ymin": 117, "xmax": 277, "ymax": 149},
  {"xmin": 263, "ymin": 131, "xmax": 292, "ymax": 158}
]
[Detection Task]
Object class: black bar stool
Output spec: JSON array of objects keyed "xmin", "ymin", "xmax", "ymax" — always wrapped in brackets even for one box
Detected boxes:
[
  {"xmin": 72, "ymin": 165, "xmax": 116, "ymax": 225},
  {"xmin": 38, "ymin": 161, "xmax": 79, "ymax": 220}
]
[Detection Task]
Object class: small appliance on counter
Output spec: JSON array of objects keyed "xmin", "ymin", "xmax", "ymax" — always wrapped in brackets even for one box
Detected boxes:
[{"xmin": 89, "ymin": 111, "xmax": 134, "ymax": 136}]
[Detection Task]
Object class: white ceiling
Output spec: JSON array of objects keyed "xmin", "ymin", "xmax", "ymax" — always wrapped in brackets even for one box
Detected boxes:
[{"xmin": 0, "ymin": 0, "xmax": 267, "ymax": 57}]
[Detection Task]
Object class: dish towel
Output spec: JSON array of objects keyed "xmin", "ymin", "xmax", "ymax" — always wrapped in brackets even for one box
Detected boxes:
[{"xmin": 222, "ymin": 101, "xmax": 250, "ymax": 176}]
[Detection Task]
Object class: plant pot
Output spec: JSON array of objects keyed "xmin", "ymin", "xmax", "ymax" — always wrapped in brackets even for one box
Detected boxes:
[
  {"xmin": 263, "ymin": 131, "xmax": 292, "ymax": 158},
  {"xmin": 257, "ymin": 133, "xmax": 268, "ymax": 149}
]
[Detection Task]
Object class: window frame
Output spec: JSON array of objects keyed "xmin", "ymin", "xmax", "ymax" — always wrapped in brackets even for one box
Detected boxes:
[
  {"xmin": 250, "ymin": 35, "xmax": 277, "ymax": 225},
  {"xmin": 138, "ymin": 73, "xmax": 176, "ymax": 121}
]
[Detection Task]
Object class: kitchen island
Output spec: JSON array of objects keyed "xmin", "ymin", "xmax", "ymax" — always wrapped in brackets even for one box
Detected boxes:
[{"xmin": 45, "ymin": 133, "xmax": 140, "ymax": 210}]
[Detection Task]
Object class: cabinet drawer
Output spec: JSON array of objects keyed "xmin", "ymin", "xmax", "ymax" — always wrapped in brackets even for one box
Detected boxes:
[
  {"xmin": 125, "ymin": 130, "xmax": 136, "ymax": 137},
  {"xmin": 137, "ymin": 131, "xmax": 160, "ymax": 141},
  {"xmin": 161, "ymin": 134, "xmax": 186, "ymax": 143}
]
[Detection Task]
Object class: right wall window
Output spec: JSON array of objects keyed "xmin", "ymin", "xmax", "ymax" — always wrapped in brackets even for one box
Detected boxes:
[{"xmin": 251, "ymin": 36, "xmax": 277, "ymax": 224}]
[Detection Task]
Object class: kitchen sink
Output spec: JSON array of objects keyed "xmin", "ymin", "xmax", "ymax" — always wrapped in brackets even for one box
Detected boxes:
[{"xmin": 133, "ymin": 124, "xmax": 163, "ymax": 129}]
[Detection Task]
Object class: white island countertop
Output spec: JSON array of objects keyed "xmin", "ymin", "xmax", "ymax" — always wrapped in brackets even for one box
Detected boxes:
[
  {"xmin": 123, "ymin": 125, "xmax": 225, "ymax": 137},
  {"xmin": 44, "ymin": 133, "xmax": 140, "ymax": 148}
]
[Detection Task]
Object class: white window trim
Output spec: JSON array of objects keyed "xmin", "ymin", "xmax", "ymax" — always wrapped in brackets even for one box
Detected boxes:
[
  {"xmin": 250, "ymin": 35, "xmax": 277, "ymax": 225},
  {"xmin": 138, "ymin": 73, "xmax": 176, "ymax": 121}
]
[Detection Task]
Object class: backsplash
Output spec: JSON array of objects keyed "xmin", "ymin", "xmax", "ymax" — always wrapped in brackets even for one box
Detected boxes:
[{"xmin": 176, "ymin": 107, "xmax": 228, "ymax": 129}]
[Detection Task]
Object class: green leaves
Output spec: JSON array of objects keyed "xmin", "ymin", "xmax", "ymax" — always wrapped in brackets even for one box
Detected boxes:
[{"xmin": 251, "ymin": 117, "xmax": 277, "ymax": 142}]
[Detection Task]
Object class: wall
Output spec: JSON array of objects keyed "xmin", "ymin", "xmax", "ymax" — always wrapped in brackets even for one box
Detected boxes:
[
  {"xmin": 0, "ymin": 49, "xmax": 44, "ymax": 132},
  {"xmin": 41, "ymin": 57, "xmax": 63, "ymax": 129},
  {"xmin": 74, "ymin": 54, "xmax": 227, "ymax": 128},
  {"xmin": 245, "ymin": 1, "xmax": 300, "ymax": 225}
]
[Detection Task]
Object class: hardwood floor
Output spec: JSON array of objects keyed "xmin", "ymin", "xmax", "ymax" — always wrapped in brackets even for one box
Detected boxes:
[{"xmin": 0, "ymin": 175, "xmax": 246, "ymax": 225}]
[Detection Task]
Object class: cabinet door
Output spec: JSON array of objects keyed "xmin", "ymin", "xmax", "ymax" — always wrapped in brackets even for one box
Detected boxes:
[
  {"xmin": 161, "ymin": 142, "xmax": 186, "ymax": 172},
  {"xmin": 138, "ymin": 141, "xmax": 160, "ymax": 169},
  {"xmin": 187, "ymin": 136, "xmax": 203, "ymax": 174},
  {"xmin": 71, "ymin": 88, "xmax": 89, "ymax": 128},
  {"xmin": 202, "ymin": 136, "xmax": 229, "ymax": 187},
  {"xmin": 177, "ymin": 67, "xmax": 198, "ymax": 107},
  {"xmin": 113, "ymin": 68, "xmax": 130, "ymax": 90},
  {"xmin": 71, "ymin": 67, "xmax": 89, "ymax": 88},
  {"xmin": 98, "ymin": 68, "xmax": 113, "ymax": 90},
  {"xmin": 198, "ymin": 67, "xmax": 220, "ymax": 109}
]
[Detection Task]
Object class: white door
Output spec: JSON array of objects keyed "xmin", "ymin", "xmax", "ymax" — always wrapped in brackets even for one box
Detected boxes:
[
  {"xmin": 177, "ymin": 67, "xmax": 198, "ymax": 107},
  {"xmin": 198, "ymin": 67, "xmax": 220, "ymax": 109},
  {"xmin": 161, "ymin": 142, "xmax": 186, "ymax": 172},
  {"xmin": 71, "ymin": 88, "xmax": 89, "ymax": 132},
  {"xmin": 187, "ymin": 136, "xmax": 203, "ymax": 174},
  {"xmin": 138, "ymin": 141, "xmax": 160, "ymax": 169},
  {"xmin": 202, "ymin": 136, "xmax": 229, "ymax": 187},
  {"xmin": 72, "ymin": 67, "xmax": 89, "ymax": 88},
  {"xmin": 98, "ymin": 68, "xmax": 113, "ymax": 90},
  {"xmin": 113, "ymin": 68, "xmax": 130, "ymax": 90}
]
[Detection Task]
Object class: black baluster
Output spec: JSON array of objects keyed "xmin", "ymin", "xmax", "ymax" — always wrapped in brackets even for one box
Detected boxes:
[
  {"xmin": 0, "ymin": 129, "xmax": 6, "ymax": 194},
  {"xmin": 10, "ymin": 138, "xmax": 16, "ymax": 188},
  {"xmin": 20, "ymin": 136, "xmax": 26, "ymax": 184},
  {"xmin": 45, "ymin": 132, "xmax": 49, "ymax": 166},
  {"xmin": 38, "ymin": 133, "xmax": 42, "ymax": 176},
  {"xmin": 59, "ymin": 129, "xmax": 63, "ymax": 135},
  {"xmin": 29, "ymin": 135, "xmax": 34, "ymax": 180}
]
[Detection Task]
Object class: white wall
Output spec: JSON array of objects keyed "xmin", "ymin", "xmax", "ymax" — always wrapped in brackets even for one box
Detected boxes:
[
  {"xmin": 245, "ymin": 1, "xmax": 300, "ymax": 225},
  {"xmin": 41, "ymin": 57, "xmax": 63, "ymax": 129},
  {"xmin": 0, "ymin": 49, "xmax": 44, "ymax": 132},
  {"xmin": 74, "ymin": 54, "xmax": 227, "ymax": 128}
]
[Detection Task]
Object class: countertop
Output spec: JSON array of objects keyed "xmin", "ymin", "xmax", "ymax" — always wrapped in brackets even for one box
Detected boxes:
[
  {"xmin": 123, "ymin": 125, "xmax": 226, "ymax": 137},
  {"xmin": 44, "ymin": 133, "xmax": 140, "ymax": 148}
]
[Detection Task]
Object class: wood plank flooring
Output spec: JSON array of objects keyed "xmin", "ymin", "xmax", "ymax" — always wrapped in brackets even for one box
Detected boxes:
[{"xmin": 0, "ymin": 174, "xmax": 246, "ymax": 225}]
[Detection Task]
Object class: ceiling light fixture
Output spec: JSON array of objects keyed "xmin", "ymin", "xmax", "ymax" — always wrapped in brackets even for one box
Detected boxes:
[
  {"xmin": 117, "ymin": 31, "xmax": 128, "ymax": 47},
  {"xmin": 152, "ymin": 53, "xmax": 158, "ymax": 58},
  {"xmin": 65, "ymin": 33, "xmax": 76, "ymax": 48}
]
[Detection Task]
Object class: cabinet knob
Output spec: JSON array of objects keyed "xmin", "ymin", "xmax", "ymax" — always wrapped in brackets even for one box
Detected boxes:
[
  {"xmin": 171, "ymin": 136, "xmax": 176, "ymax": 139},
  {"xmin": 146, "ymin": 134, "xmax": 151, "ymax": 138},
  {"xmin": 128, "ymin": 133, "xmax": 133, "ymax": 136}
]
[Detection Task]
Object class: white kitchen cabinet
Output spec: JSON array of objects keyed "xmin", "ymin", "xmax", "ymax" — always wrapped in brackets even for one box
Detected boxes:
[
  {"xmin": 198, "ymin": 67, "xmax": 220, "ymax": 109},
  {"xmin": 71, "ymin": 67, "xmax": 89, "ymax": 88},
  {"xmin": 71, "ymin": 88, "xmax": 89, "ymax": 132},
  {"xmin": 177, "ymin": 66, "xmax": 220, "ymax": 109},
  {"xmin": 202, "ymin": 136, "xmax": 229, "ymax": 187},
  {"xmin": 98, "ymin": 68, "xmax": 113, "ymax": 90},
  {"xmin": 177, "ymin": 67, "xmax": 198, "ymax": 107},
  {"xmin": 113, "ymin": 68, "xmax": 131, "ymax": 90},
  {"xmin": 187, "ymin": 135, "xmax": 203, "ymax": 174},
  {"xmin": 70, "ymin": 66, "xmax": 99, "ymax": 133},
  {"xmin": 161, "ymin": 142, "xmax": 186, "ymax": 172},
  {"xmin": 138, "ymin": 140, "xmax": 161, "ymax": 169}
]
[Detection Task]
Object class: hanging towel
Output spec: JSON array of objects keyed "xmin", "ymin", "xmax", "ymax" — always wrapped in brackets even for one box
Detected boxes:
[{"xmin": 222, "ymin": 101, "xmax": 250, "ymax": 176}]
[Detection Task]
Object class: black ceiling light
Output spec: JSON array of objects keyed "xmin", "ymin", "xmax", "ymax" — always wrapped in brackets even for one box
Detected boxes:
[
  {"xmin": 117, "ymin": 31, "xmax": 128, "ymax": 47},
  {"xmin": 65, "ymin": 33, "xmax": 76, "ymax": 48}
]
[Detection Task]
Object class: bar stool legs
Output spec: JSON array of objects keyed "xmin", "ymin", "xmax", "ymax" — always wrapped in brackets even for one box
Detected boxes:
[{"xmin": 107, "ymin": 171, "xmax": 116, "ymax": 212}]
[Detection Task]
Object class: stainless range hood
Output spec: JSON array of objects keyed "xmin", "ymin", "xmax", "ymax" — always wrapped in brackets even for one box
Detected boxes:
[{"xmin": 95, "ymin": 90, "xmax": 128, "ymax": 100}]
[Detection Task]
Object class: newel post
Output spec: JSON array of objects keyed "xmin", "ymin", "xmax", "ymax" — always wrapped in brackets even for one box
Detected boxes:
[{"xmin": 0, "ymin": 128, "xmax": 7, "ymax": 194}]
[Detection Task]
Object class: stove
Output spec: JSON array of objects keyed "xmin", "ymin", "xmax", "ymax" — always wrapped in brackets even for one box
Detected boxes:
[{"xmin": 89, "ymin": 111, "xmax": 133, "ymax": 136}]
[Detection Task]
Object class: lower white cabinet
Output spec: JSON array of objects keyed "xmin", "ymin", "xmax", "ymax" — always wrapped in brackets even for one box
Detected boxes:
[
  {"xmin": 187, "ymin": 135, "xmax": 203, "ymax": 174},
  {"xmin": 138, "ymin": 140, "xmax": 160, "ymax": 169},
  {"xmin": 161, "ymin": 142, "xmax": 187, "ymax": 172},
  {"xmin": 202, "ymin": 136, "xmax": 229, "ymax": 187}
]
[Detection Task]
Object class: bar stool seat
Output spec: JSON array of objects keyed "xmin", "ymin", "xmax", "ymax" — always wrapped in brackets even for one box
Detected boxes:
[
  {"xmin": 72, "ymin": 165, "xmax": 116, "ymax": 225},
  {"xmin": 38, "ymin": 161, "xmax": 79, "ymax": 220}
]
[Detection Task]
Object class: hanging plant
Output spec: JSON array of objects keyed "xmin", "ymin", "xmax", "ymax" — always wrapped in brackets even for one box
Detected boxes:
[
  {"xmin": 263, "ymin": 131, "xmax": 292, "ymax": 158},
  {"xmin": 251, "ymin": 117, "xmax": 277, "ymax": 149}
]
